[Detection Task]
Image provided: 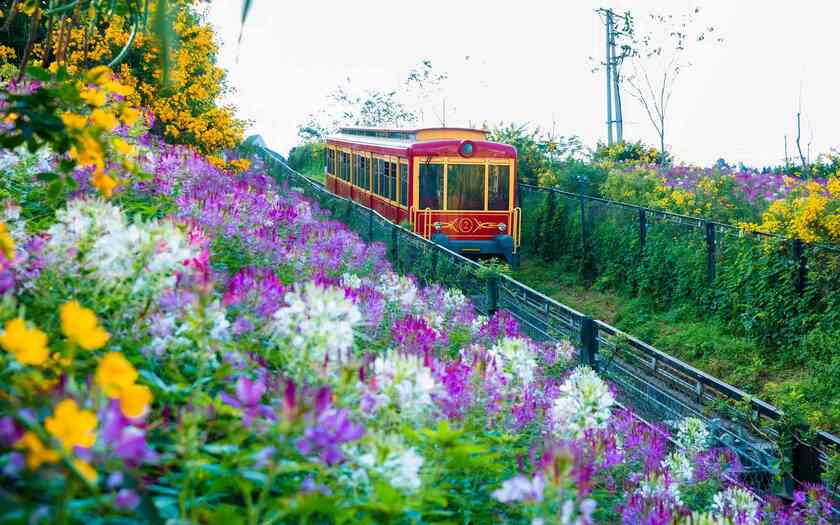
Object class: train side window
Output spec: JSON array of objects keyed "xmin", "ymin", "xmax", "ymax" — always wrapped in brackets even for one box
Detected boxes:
[
  {"xmin": 389, "ymin": 161, "xmax": 397, "ymax": 201},
  {"xmin": 377, "ymin": 159, "xmax": 386, "ymax": 197},
  {"xmin": 447, "ymin": 163, "xmax": 485, "ymax": 211},
  {"xmin": 488, "ymin": 165, "xmax": 510, "ymax": 210},
  {"xmin": 325, "ymin": 148, "xmax": 331, "ymax": 174},
  {"xmin": 419, "ymin": 163, "xmax": 443, "ymax": 210},
  {"xmin": 344, "ymin": 152, "xmax": 350, "ymax": 182},
  {"xmin": 336, "ymin": 151, "xmax": 342, "ymax": 179},
  {"xmin": 399, "ymin": 163, "xmax": 408, "ymax": 206},
  {"xmin": 360, "ymin": 155, "xmax": 367, "ymax": 189}
]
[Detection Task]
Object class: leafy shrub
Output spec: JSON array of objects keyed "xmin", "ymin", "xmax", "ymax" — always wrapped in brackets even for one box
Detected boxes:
[{"xmin": 3, "ymin": 1, "xmax": 245, "ymax": 154}]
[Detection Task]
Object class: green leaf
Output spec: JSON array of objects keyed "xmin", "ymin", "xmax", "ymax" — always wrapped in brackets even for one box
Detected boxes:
[
  {"xmin": 59, "ymin": 158, "xmax": 76, "ymax": 172},
  {"xmin": 35, "ymin": 171, "xmax": 59, "ymax": 182},
  {"xmin": 26, "ymin": 66, "xmax": 52, "ymax": 81},
  {"xmin": 209, "ymin": 505, "xmax": 246, "ymax": 525},
  {"xmin": 46, "ymin": 179, "xmax": 64, "ymax": 200}
]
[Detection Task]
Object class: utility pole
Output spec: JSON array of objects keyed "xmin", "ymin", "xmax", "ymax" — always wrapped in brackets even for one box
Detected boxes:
[{"xmin": 597, "ymin": 8, "xmax": 629, "ymax": 145}]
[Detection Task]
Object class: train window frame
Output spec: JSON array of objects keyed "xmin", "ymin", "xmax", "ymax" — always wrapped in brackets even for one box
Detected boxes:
[
  {"xmin": 445, "ymin": 161, "xmax": 486, "ymax": 211},
  {"xmin": 388, "ymin": 160, "xmax": 397, "ymax": 202},
  {"xmin": 417, "ymin": 159, "xmax": 445, "ymax": 210},
  {"xmin": 412, "ymin": 157, "xmax": 514, "ymax": 212},
  {"xmin": 399, "ymin": 161, "xmax": 408, "ymax": 207},
  {"xmin": 487, "ymin": 162, "xmax": 511, "ymax": 211}
]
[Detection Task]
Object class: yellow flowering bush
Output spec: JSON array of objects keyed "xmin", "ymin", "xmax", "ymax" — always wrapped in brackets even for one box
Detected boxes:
[
  {"xmin": 36, "ymin": 3, "xmax": 245, "ymax": 155},
  {"xmin": 743, "ymin": 176, "xmax": 840, "ymax": 243},
  {"xmin": 58, "ymin": 66, "xmax": 143, "ymax": 197}
]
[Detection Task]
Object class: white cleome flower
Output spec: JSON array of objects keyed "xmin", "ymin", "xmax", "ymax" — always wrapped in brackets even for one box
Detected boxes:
[
  {"xmin": 340, "ymin": 272, "xmax": 363, "ymax": 290},
  {"xmin": 377, "ymin": 271, "xmax": 418, "ymax": 311},
  {"xmin": 553, "ymin": 340, "xmax": 578, "ymax": 366},
  {"xmin": 270, "ymin": 281, "xmax": 361, "ymax": 376},
  {"xmin": 442, "ymin": 288, "xmax": 468, "ymax": 312},
  {"xmin": 711, "ymin": 487, "xmax": 759, "ymax": 525},
  {"xmin": 488, "ymin": 337, "xmax": 538, "ymax": 388},
  {"xmin": 44, "ymin": 198, "xmax": 197, "ymax": 300},
  {"xmin": 492, "ymin": 474, "xmax": 544, "ymax": 504},
  {"xmin": 470, "ymin": 315, "xmax": 488, "ymax": 336},
  {"xmin": 550, "ymin": 366, "xmax": 615, "ymax": 439},
  {"xmin": 370, "ymin": 352, "xmax": 440, "ymax": 419},
  {"xmin": 663, "ymin": 450, "xmax": 695, "ymax": 484},
  {"xmin": 637, "ymin": 473, "xmax": 683, "ymax": 508},
  {"xmin": 672, "ymin": 417, "xmax": 711, "ymax": 456},
  {"xmin": 356, "ymin": 442, "xmax": 425, "ymax": 493}
]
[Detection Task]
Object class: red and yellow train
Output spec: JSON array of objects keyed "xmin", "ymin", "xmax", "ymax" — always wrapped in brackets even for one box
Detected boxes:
[{"xmin": 324, "ymin": 127, "xmax": 520, "ymax": 263}]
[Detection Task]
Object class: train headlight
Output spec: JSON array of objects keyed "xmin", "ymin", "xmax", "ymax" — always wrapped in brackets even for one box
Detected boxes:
[
  {"xmin": 498, "ymin": 223, "xmax": 507, "ymax": 232},
  {"xmin": 434, "ymin": 222, "xmax": 442, "ymax": 231},
  {"xmin": 458, "ymin": 141, "xmax": 475, "ymax": 157}
]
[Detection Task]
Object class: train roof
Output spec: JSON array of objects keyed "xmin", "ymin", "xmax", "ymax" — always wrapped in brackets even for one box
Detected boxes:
[
  {"xmin": 326, "ymin": 126, "xmax": 515, "ymax": 158},
  {"xmin": 335, "ymin": 126, "xmax": 488, "ymax": 141}
]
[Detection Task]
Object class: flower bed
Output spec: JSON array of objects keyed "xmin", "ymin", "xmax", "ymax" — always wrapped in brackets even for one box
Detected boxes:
[{"xmin": 0, "ymin": 136, "xmax": 833, "ymax": 524}]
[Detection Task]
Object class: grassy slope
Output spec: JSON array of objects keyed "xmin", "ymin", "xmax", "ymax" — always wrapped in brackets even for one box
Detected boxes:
[{"xmin": 513, "ymin": 258, "xmax": 820, "ymax": 426}]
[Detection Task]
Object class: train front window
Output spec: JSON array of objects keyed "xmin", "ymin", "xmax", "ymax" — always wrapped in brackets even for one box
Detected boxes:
[
  {"xmin": 419, "ymin": 163, "xmax": 443, "ymax": 210},
  {"xmin": 488, "ymin": 164, "xmax": 510, "ymax": 210},
  {"xmin": 446, "ymin": 164, "xmax": 485, "ymax": 211}
]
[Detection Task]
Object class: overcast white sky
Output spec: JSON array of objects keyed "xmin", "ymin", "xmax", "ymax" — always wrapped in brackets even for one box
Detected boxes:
[{"xmin": 207, "ymin": 1, "xmax": 839, "ymax": 168}]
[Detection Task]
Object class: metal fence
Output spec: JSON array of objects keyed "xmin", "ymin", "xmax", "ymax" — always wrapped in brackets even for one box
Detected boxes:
[{"xmin": 249, "ymin": 139, "xmax": 839, "ymax": 513}]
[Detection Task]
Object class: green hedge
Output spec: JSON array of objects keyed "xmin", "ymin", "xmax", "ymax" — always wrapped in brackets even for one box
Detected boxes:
[{"xmin": 523, "ymin": 188, "xmax": 840, "ymax": 429}]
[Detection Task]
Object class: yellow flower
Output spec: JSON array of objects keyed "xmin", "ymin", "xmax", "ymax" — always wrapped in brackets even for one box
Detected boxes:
[
  {"xmin": 60, "ymin": 300, "xmax": 110, "ymax": 350},
  {"xmin": 0, "ymin": 318, "xmax": 49, "ymax": 366},
  {"xmin": 92, "ymin": 170, "xmax": 118, "ymax": 199},
  {"xmin": 85, "ymin": 65, "xmax": 112, "ymax": 86},
  {"xmin": 73, "ymin": 459, "xmax": 98, "ymax": 483},
  {"xmin": 80, "ymin": 87, "xmax": 106, "ymax": 107},
  {"xmin": 90, "ymin": 108, "xmax": 119, "ymax": 131},
  {"xmin": 95, "ymin": 352, "xmax": 137, "ymax": 397},
  {"xmin": 0, "ymin": 221, "xmax": 14, "ymax": 260},
  {"xmin": 121, "ymin": 107, "xmax": 141, "ymax": 127},
  {"xmin": 112, "ymin": 137, "xmax": 135, "ymax": 157},
  {"xmin": 119, "ymin": 383, "xmax": 153, "ymax": 418},
  {"xmin": 71, "ymin": 134, "xmax": 105, "ymax": 171},
  {"xmin": 61, "ymin": 112, "xmax": 88, "ymax": 131},
  {"xmin": 15, "ymin": 432, "xmax": 59, "ymax": 469},
  {"xmin": 44, "ymin": 399, "xmax": 97, "ymax": 450},
  {"xmin": 105, "ymin": 80, "xmax": 134, "ymax": 97}
]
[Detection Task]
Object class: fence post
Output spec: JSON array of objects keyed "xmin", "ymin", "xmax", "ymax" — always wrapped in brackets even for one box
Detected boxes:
[
  {"xmin": 793, "ymin": 239, "xmax": 806, "ymax": 296},
  {"xmin": 791, "ymin": 438, "xmax": 823, "ymax": 486},
  {"xmin": 580, "ymin": 316, "xmax": 599, "ymax": 371},
  {"xmin": 487, "ymin": 275, "xmax": 499, "ymax": 316},
  {"xmin": 705, "ymin": 221, "xmax": 716, "ymax": 284},
  {"xmin": 638, "ymin": 208, "xmax": 647, "ymax": 255}
]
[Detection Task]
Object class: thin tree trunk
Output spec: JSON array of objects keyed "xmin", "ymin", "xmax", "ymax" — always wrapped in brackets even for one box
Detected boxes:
[
  {"xmin": 796, "ymin": 112, "xmax": 808, "ymax": 176},
  {"xmin": 2, "ymin": 0, "xmax": 19, "ymax": 32},
  {"xmin": 43, "ymin": 3, "xmax": 55, "ymax": 67},
  {"xmin": 16, "ymin": 9, "xmax": 42, "ymax": 82}
]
